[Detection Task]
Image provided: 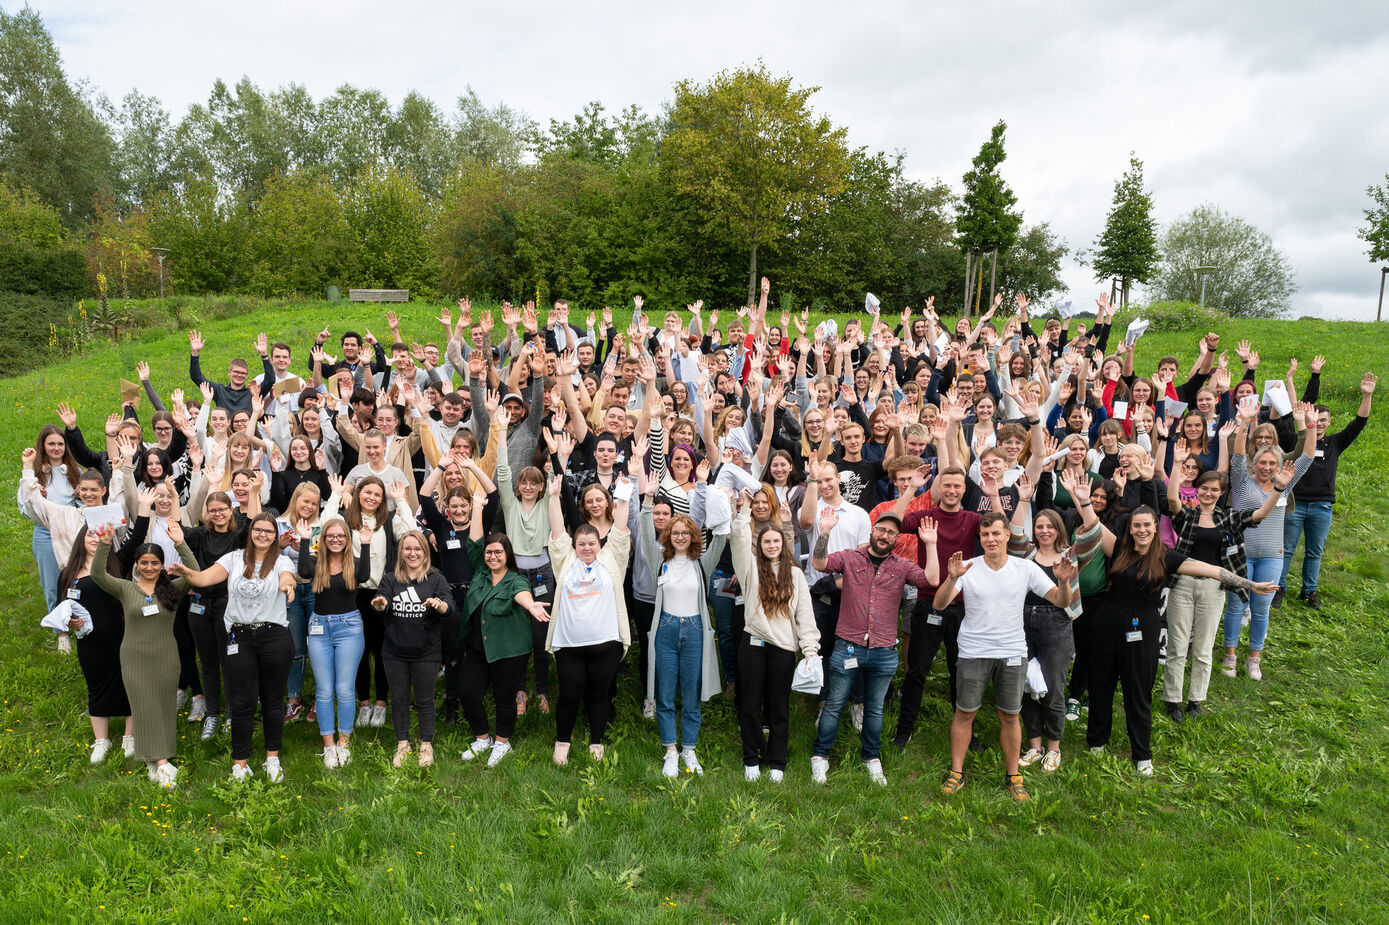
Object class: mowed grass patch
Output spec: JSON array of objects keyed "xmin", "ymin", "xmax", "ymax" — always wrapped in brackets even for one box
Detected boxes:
[{"xmin": 0, "ymin": 304, "xmax": 1387, "ymax": 922}]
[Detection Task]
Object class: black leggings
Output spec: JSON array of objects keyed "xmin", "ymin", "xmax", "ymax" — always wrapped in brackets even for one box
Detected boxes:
[
  {"xmin": 516, "ymin": 568, "xmax": 554, "ymax": 697},
  {"xmin": 1069, "ymin": 592, "xmax": 1107, "ymax": 701},
  {"xmin": 736, "ymin": 634, "xmax": 797, "ymax": 770},
  {"xmin": 188, "ymin": 595, "xmax": 228, "ymax": 715},
  {"xmin": 460, "ymin": 649, "xmax": 528, "ymax": 739},
  {"xmin": 225, "ymin": 624, "xmax": 294, "ymax": 761},
  {"xmin": 174, "ymin": 600, "xmax": 201, "ymax": 697},
  {"xmin": 442, "ymin": 585, "xmax": 467, "ymax": 704},
  {"xmin": 554, "ymin": 642, "xmax": 624, "ymax": 745},
  {"xmin": 355, "ymin": 588, "xmax": 388, "ymax": 703},
  {"xmin": 384, "ymin": 655, "xmax": 441, "ymax": 742}
]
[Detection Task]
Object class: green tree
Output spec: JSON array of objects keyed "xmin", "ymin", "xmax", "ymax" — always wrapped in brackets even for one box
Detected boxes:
[
  {"xmin": 1092, "ymin": 154, "xmax": 1159, "ymax": 308},
  {"xmin": 113, "ymin": 90, "xmax": 176, "ymax": 208},
  {"xmin": 0, "ymin": 179, "xmax": 63, "ymax": 246},
  {"xmin": 346, "ymin": 166, "xmax": 436, "ymax": 296},
  {"xmin": 957, "ymin": 119, "xmax": 1022, "ymax": 314},
  {"xmin": 318, "ymin": 84, "xmax": 393, "ymax": 186},
  {"xmin": 663, "ymin": 64, "xmax": 851, "ymax": 305},
  {"xmin": 387, "ymin": 92, "xmax": 458, "ymax": 200},
  {"xmin": 147, "ymin": 173, "xmax": 250, "ymax": 293},
  {"xmin": 1359, "ymin": 174, "xmax": 1389, "ymax": 264},
  {"xmin": 248, "ymin": 170, "xmax": 358, "ymax": 296},
  {"xmin": 996, "ymin": 223, "xmax": 1069, "ymax": 307},
  {"xmin": 0, "ymin": 7, "xmax": 117, "ymax": 227},
  {"xmin": 1151, "ymin": 204, "xmax": 1296, "ymax": 318},
  {"xmin": 455, "ymin": 88, "xmax": 537, "ymax": 170}
]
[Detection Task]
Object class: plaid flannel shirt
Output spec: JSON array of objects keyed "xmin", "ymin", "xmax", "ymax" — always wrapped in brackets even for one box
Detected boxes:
[{"xmin": 1168, "ymin": 505, "xmax": 1257, "ymax": 602}]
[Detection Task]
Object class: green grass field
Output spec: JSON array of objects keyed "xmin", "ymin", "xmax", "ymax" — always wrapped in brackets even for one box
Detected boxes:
[{"xmin": 2, "ymin": 299, "xmax": 1387, "ymax": 923}]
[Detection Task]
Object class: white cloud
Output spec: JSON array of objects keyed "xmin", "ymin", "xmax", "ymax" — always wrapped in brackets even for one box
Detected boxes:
[{"xmin": 27, "ymin": 0, "xmax": 1389, "ymax": 318}]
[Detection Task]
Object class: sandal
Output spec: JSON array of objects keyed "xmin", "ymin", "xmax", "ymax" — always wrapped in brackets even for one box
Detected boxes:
[
  {"xmin": 589, "ymin": 743, "xmax": 605, "ymax": 762},
  {"xmin": 515, "ymin": 691, "xmax": 528, "ymax": 717},
  {"xmin": 537, "ymin": 694, "xmax": 551, "ymax": 715},
  {"xmin": 392, "ymin": 742, "xmax": 411, "ymax": 768},
  {"xmin": 941, "ymin": 770, "xmax": 965, "ymax": 796}
]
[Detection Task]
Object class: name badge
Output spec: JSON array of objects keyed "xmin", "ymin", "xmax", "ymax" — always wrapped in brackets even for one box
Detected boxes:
[
  {"xmin": 1125, "ymin": 630, "xmax": 1142, "ymax": 643},
  {"xmin": 843, "ymin": 657, "xmax": 859, "ymax": 670},
  {"xmin": 1006, "ymin": 655, "xmax": 1023, "ymax": 667},
  {"xmin": 309, "ymin": 624, "xmax": 325, "ymax": 636},
  {"xmin": 67, "ymin": 588, "xmax": 81, "ymax": 600},
  {"xmin": 141, "ymin": 603, "xmax": 159, "ymax": 616},
  {"xmin": 1225, "ymin": 546, "xmax": 1239, "ymax": 557},
  {"xmin": 734, "ymin": 595, "xmax": 744, "ymax": 605},
  {"xmin": 927, "ymin": 613, "xmax": 943, "ymax": 626},
  {"xmin": 749, "ymin": 638, "xmax": 765, "ymax": 648},
  {"xmin": 226, "ymin": 643, "xmax": 240, "ymax": 655},
  {"xmin": 189, "ymin": 602, "xmax": 206, "ymax": 614},
  {"xmin": 1275, "ymin": 495, "xmax": 1288, "ymax": 508},
  {"xmin": 445, "ymin": 539, "xmax": 462, "ymax": 550},
  {"xmin": 1314, "ymin": 450, "xmax": 1325, "ymax": 458}
]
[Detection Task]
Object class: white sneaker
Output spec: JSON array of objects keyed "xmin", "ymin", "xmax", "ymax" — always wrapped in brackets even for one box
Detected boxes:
[
  {"xmin": 1089, "ymin": 746, "xmax": 1106, "ymax": 755},
  {"xmin": 768, "ymin": 769, "xmax": 784, "ymax": 784},
  {"xmin": 1018, "ymin": 747, "xmax": 1043, "ymax": 769},
  {"xmin": 175, "ymin": 689, "xmax": 189, "ymax": 712},
  {"xmin": 122, "ymin": 735, "xmax": 135, "ymax": 758},
  {"xmin": 1135, "ymin": 759, "xmax": 1154, "ymax": 778},
  {"xmin": 201, "ymin": 715, "xmax": 220, "ymax": 741},
  {"xmin": 156, "ymin": 763, "xmax": 178, "ymax": 788},
  {"xmin": 744, "ymin": 764, "xmax": 761, "ymax": 782},
  {"xmin": 461, "ymin": 737, "xmax": 493, "ymax": 761},
  {"xmin": 370, "ymin": 704, "xmax": 387, "ymax": 727},
  {"xmin": 57, "ymin": 634, "xmax": 72, "ymax": 654},
  {"xmin": 1042, "ymin": 750, "xmax": 1062, "ymax": 773},
  {"xmin": 356, "ymin": 704, "xmax": 373, "ymax": 727},
  {"xmin": 323, "ymin": 746, "xmax": 340, "ymax": 769},
  {"xmin": 810, "ymin": 755, "xmax": 829, "ymax": 784},
  {"xmin": 850, "ymin": 703, "xmax": 864, "ymax": 732},
  {"xmin": 336, "ymin": 745, "xmax": 351, "ymax": 767},
  {"xmin": 680, "ymin": 748, "xmax": 703, "ymax": 776},
  {"xmin": 231, "ymin": 763, "xmax": 253, "ymax": 783},
  {"xmin": 661, "ymin": 751, "xmax": 679, "ymax": 778},
  {"xmin": 642, "ymin": 698, "xmax": 656, "ymax": 720},
  {"xmin": 90, "ymin": 738, "xmax": 112, "ymax": 764},
  {"xmin": 187, "ymin": 696, "xmax": 207, "ymax": 723},
  {"xmin": 486, "ymin": 741, "xmax": 513, "ymax": 768},
  {"xmin": 264, "ymin": 756, "xmax": 283, "ymax": 783},
  {"xmin": 865, "ymin": 758, "xmax": 887, "ymax": 786},
  {"xmin": 147, "ymin": 761, "xmax": 161, "ymax": 782}
]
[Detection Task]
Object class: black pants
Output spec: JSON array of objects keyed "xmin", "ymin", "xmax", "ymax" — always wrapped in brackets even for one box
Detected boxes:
[
  {"xmin": 188, "ymin": 595, "xmax": 228, "ymax": 715},
  {"xmin": 355, "ymin": 589, "xmax": 388, "ymax": 703},
  {"xmin": 174, "ymin": 599, "xmax": 201, "ymax": 697},
  {"xmin": 1069, "ymin": 593, "xmax": 1107, "ymax": 701},
  {"xmin": 442, "ymin": 584, "xmax": 467, "ymax": 707},
  {"xmin": 554, "ymin": 642, "xmax": 624, "ymax": 745},
  {"xmin": 812, "ymin": 588, "xmax": 859, "ymax": 702},
  {"xmin": 628, "ymin": 597, "xmax": 654, "ymax": 700},
  {"xmin": 1084, "ymin": 604, "xmax": 1160, "ymax": 762},
  {"xmin": 516, "ymin": 567, "xmax": 554, "ymax": 697},
  {"xmin": 1021, "ymin": 603, "xmax": 1075, "ymax": 743},
  {"xmin": 893, "ymin": 598, "xmax": 963, "ymax": 739},
  {"xmin": 460, "ymin": 649, "xmax": 528, "ymax": 739},
  {"xmin": 385, "ymin": 654, "xmax": 442, "ymax": 742},
  {"xmin": 225, "ymin": 623, "xmax": 294, "ymax": 761},
  {"xmin": 736, "ymin": 634, "xmax": 797, "ymax": 770}
]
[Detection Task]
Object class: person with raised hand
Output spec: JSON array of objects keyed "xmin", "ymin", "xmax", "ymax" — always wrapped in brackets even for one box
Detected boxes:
[
  {"xmin": 21, "ymin": 422, "xmax": 84, "ymax": 616},
  {"xmin": 187, "ymin": 329, "xmax": 273, "ymax": 416},
  {"xmin": 457, "ymin": 490, "xmax": 551, "ymax": 768},
  {"xmin": 89, "ymin": 521, "xmax": 199, "ymax": 788},
  {"xmin": 1068, "ymin": 471, "xmax": 1278, "ymax": 777},
  {"xmin": 546, "ymin": 472, "xmax": 633, "ymax": 767},
  {"xmin": 169, "ymin": 512, "xmax": 297, "ymax": 783}
]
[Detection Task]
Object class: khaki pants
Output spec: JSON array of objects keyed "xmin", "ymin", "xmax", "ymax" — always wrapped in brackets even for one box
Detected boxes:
[{"xmin": 1163, "ymin": 574, "xmax": 1225, "ymax": 704}]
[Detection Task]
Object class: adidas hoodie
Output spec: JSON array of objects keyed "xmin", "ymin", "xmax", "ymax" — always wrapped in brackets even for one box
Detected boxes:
[{"xmin": 377, "ymin": 569, "xmax": 454, "ymax": 661}]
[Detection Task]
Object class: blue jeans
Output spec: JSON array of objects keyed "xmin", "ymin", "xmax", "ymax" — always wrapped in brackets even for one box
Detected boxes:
[
  {"xmin": 306, "ymin": 610, "xmax": 366, "ymax": 736},
  {"xmin": 813, "ymin": 639, "xmax": 898, "ymax": 760},
  {"xmin": 32, "ymin": 524, "xmax": 60, "ymax": 611},
  {"xmin": 1223, "ymin": 557, "xmax": 1280, "ymax": 651},
  {"xmin": 286, "ymin": 583, "xmax": 314, "ymax": 700},
  {"xmin": 654, "ymin": 612, "xmax": 703, "ymax": 748},
  {"xmin": 1280, "ymin": 501, "xmax": 1334, "ymax": 594},
  {"xmin": 709, "ymin": 572, "xmax": 737, "ymax": 687}
]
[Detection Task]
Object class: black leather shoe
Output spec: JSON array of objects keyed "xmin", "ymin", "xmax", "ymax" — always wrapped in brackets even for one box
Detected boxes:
[{"xmin": 1165, "ymin": 701, "xmax": 1185, "ymax": 724}]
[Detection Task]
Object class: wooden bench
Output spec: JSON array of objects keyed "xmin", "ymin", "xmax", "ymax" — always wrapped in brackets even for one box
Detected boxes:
[{"xmin": 348, "ymin": 289, "xmax": 409, "ymax": 303}]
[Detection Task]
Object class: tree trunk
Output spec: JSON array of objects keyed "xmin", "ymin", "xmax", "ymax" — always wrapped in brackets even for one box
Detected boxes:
[
  {"xmin": 963, "ymin": 250, "xmax": 974, "ymax": 317},
  {"xmin": 988, "ymin": 249, "xmax": 998, "ymax": 309},
  {"xmin": 974, "ymin": 257, "xmax": 985, "ymax": 316},
  {"xmin": 746, "ymin": 244, "xmax": 759, "ymax": 308},
  {"xmin": 1110, "ymin": 277, "xmax": 1119, "ymax": 308}
]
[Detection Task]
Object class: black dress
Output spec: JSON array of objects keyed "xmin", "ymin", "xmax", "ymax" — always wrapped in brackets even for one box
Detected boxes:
[{"xmin": 71, "ymin": 576, "xmax": 132, "ymax": 717}]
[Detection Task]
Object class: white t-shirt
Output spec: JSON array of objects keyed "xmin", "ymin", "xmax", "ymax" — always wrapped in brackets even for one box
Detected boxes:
[
  {"xmin": 551, "ymin": 558, "xmax": 622, "ymax": 650},
  {"xmin": 217, "ymin": 551, "xmax": 293, "ymax": 631},
  {"xmin": 953, "ymin": 556, "xmax": 1055, "ymax": 660},
  {"xmin": 658, "ymin": 557, "xmax": 703, "ymax": 617},
  {"xmin": 803, "ymin": 498, "xmax": 872, "ymax": 589}
]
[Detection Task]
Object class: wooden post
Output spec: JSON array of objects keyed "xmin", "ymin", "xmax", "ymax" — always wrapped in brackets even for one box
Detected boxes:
[
  {"xmin": 988, "ymin": 249, "xmax": 998, "ymax": 309},
  {"xmin": 963, "ymin": 250, "xmax": 973, "ymax": 317},
  {"xmin": 1378, "ymin": 267, "xmax": 1387, "ymax": 322}
]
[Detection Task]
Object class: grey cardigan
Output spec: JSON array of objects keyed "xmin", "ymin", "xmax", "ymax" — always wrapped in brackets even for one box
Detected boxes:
[{"xmin": 641, "ymin": 511, "xmax": 729, "ymax": 703}]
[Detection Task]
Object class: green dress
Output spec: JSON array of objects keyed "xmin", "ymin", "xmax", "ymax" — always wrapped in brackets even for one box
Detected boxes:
[{"xmin": 91, "ymin": 541, "xmax": 198, "ymax": 763}]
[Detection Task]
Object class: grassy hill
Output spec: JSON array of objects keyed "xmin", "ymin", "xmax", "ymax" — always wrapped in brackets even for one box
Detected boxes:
[{"xmin": 1, "ymin": 300, "xmax": 1387, "ymax": 923}]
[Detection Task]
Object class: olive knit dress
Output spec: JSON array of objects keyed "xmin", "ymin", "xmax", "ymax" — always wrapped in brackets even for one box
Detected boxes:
[{"xmin": 91, "ymin": 541, "xmax": 197, "ymax": 763}]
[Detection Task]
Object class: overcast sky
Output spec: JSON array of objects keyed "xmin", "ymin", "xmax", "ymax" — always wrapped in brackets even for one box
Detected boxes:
[{"xmin": 28, "ymin": 0, "xmax": 1389, "ymax": 319}]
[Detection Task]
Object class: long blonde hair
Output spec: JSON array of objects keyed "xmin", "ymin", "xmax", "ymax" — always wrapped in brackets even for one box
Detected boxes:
[
  {"xmin": 311, "ymin": 517, "xmax": 357, "ymax": 594},
  {"xmin": 393, "ymin": 530, "xmax": 432, "ymax": 582}
]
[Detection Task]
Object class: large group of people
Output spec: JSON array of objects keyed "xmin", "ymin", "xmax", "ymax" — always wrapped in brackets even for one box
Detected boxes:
[{"xmin": 21, "ymin": 284, "xmax": 1376, "ymax": 800}]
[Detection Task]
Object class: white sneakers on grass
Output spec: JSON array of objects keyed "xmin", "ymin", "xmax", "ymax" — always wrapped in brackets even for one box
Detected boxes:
[
  {"xmin": 768, "ymin": 769, "xmax": 784, "ymax": 784},
  {"xmin": 231, "ymin": 763, "xmax": 254, "ymax": 783},
  {"xmin": 461, "ymin": 736, "xmax": 492, "ymax": 761},
  {"xmin": 487, "ymin": 741, "xmax": 513, "ymax": 768},
  {"xmin": 662, "ymin": 751, "xmax": 679, "ymax": 778},
  {"xmin": 370, "ymin": 704, "xmax": 387, "ymax": 727},
  {"xmin": 146, "ymin": 761, "xmax": 177, "ymax": 787},
  {"xmin": 810, "ymin": 756, "xmax": 829, "ymax": 784},
  {"xmin": 121, "ymin": 735, "xmax": 135, "ymax": 759},
  {"xmin": 264, "ymin": 757, "xmax": 283, "ymax": 783},
  {"xmin": 744, "ymin": 764, "xmax": 761, "ymax": 782},
  {"xmin": 865, "ymin": 759, "xmax": 887, "ymax": 786},
  {"xmin": 680, "ymin": 749, "xmax": 703, "ymax": 776},
  {"xmin": 187, "ymin": 696, "xmax": 207, "ymax": 723},
  {"xmin": 1135, "ymin": 759, "xmax": 1154, "ymax": 778},
  {"xmin": 90, "ymin": 738, "xmax": 112, "ymax": 764}
]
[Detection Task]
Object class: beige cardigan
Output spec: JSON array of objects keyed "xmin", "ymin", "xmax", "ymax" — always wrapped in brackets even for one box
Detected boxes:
[
  {"xmin": 730, "ymin": 510, "xmax": 820, "ymax": 657},
  {"xmin": 20, "ymin": 468, "xmax": 129, "ymax": 566}
]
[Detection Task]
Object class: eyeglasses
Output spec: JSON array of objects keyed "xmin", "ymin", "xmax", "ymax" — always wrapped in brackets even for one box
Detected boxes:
[
  {"xmin": 251, "ymin": 527, "xmax": 278, "ymax": 536},
  {"xmin": 324, "ymin": 534, "xmax": 347, "ymax": 543},
  {"xmin": 206, "ymin": 507, "xmax": 231, "ymax": 516},
  {"xmin": 483, "ymin": 549, "xmax": 506, "ymax": 558},
  {"xmin": 872, "ymin": 526, "xmax": 900, "ymax": 537}
]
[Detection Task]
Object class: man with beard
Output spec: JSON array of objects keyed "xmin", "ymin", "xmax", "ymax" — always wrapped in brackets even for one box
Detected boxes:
[{"xmin": 807, "ymin": 506, "xmax": 938, "ymax": 787}]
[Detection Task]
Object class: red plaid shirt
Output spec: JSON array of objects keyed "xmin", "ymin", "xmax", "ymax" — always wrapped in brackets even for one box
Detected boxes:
[{"xmin": 821, "ymin": 547, "xmax": 934, "ymax": 648}]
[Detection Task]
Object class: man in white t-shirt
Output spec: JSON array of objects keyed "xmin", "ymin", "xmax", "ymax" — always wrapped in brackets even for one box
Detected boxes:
[{"xmin": 932, "ymin": 512, "xmax": 1075, "ymax": 803}]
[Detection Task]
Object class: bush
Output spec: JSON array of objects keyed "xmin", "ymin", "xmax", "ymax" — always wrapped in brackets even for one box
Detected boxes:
[
  {"xmin": 0, "ymin": 242, "xmax": 88, "ymax": 298},
  {"xmin": 0, "ymin": 292, "xmax": 73, "ymax": 376},
  {"xmin": 1114, "ymin": 300, "xmax": 1228, "ymax": 333}
]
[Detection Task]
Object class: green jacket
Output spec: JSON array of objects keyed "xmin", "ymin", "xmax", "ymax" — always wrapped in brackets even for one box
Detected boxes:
[{"xmin": 459, "ymin": 537, "xmax": 535, "ymax": 663}]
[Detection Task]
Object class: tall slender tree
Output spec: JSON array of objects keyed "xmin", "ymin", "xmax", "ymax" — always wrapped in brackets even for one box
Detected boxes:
[
  {"xmin": 956, "ymin": 120, "xmax": 1022, "ymax": 314},
  {"xmin": 1092, "ymin": 154, "xmax": 1159, "ymax": 308}
]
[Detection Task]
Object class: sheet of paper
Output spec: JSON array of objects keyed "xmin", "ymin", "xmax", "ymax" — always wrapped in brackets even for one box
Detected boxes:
[
  {"xmin": 1124, "ymin": 317, "xmax": 1149, "ymax": 346},
  {"xmin": 83, "ymin": 504, "xmax": 126, "ymax": 531},
  {"xmin": 1262, "ymin": 381, "xmax": 1292, "ymax": 415}
]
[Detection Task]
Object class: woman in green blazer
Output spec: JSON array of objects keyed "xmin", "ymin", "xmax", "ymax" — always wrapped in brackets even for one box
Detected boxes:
[{"xmin": 458, "ymin": 489, "xmax": 551, "ymax": 768}]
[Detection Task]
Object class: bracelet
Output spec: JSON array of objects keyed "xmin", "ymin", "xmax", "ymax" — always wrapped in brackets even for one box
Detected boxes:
[{"xmin": 806, "ymin": 478, "xmax": 819, "ymax": 483}]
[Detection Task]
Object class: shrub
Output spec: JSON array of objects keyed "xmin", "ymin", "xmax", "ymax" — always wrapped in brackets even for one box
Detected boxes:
[
  {"xmin": 1114, "ymin": 300, "xmax": 1228, "ymax": 333},
  {"xmin": 0, "ymin": 242, "xmax": 88, "ymax": 298},
  {"xmin": 0, "ymin": 292, "xmax": 73, "ymax": 376}
]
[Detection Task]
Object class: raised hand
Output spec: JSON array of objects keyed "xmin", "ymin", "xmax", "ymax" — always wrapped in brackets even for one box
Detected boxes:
[
  {"xmin": 917, "ymin": 516, "xmax": 937, "ymax": 546},
  {"xmin": 946, "ymin": 551, "xmax": 972, "ymax": 580},
  {"xmin": 818, "ymin": 505, "xmax": 839, "ymax": 534},
  {"xmin": 1362, "ymin": 372, "xmax": 1378, "ymax": 395},
  {"xmin": 1053, "ymin": 552, "xmax": 1077, "ymax": 583},
  {"xmin": 1310, "ymin": 355, "xmax": 1326, "ymax": 374},
  {"xmin": 254, "ymin": 333, "xmax": 268, "ymax": 356},
  {"xmin": 56, "ymin": 401, "xmax": 77, "ymax": 429},
  {"xmin": 1015, "ymin": 470, "xmax": 1035, "ymax": 502},
  {"xmin": 188, "ymin": 330, "xmax": 205, "ymax": 354},
  {"xmin": 389, "ymin": 480, "xmax": 408, "ymax": 503},
  {"xmin": 21, "ymin": 447, "xmax": 36, "ymax": 468}
]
